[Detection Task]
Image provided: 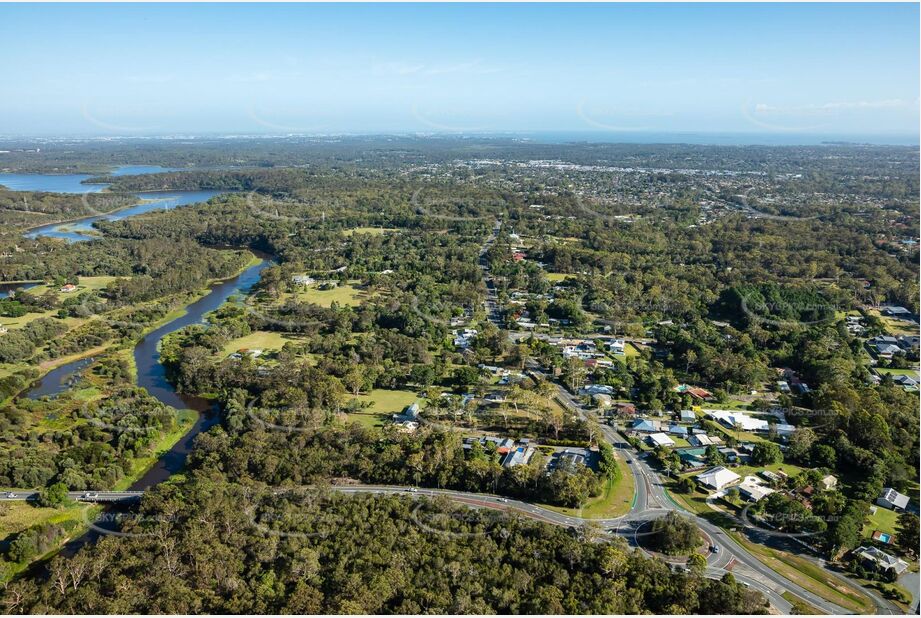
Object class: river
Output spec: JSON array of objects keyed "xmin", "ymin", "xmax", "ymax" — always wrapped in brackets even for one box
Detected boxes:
[{"xmin": 8, "ymin": 167, "xmax": 264, "ymax": 490}]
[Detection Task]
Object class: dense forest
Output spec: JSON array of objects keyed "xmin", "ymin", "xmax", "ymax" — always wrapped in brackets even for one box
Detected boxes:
[{"xmin": 3, "ymin": 477, "xmax": 768, "ymax": 614}]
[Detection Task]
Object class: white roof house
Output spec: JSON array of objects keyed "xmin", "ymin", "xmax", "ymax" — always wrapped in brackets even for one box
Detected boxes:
[
  {"xmin": 688, "ymin": 434, "xmax": 722, "ymax": 447},
  {"xmin": 696, "ymin": 466, "xmax": 741, "ymax": 491},
  {"xmin": 854, "ymin": 546, "xmax": 909, "ymax": 574},
  {"xmin": 647, "ymin": 432, "xmax": 676, "ymax": 448},
  {"xmin": 773, "ymin": 423, "xmax": 796, "ymax": 436},
  {"xmin": 737, "ymin": 477, "xmax": 775, "ymax": 502},
  {"xmin": 707, "ymin": 410, "xmax": 769, "ymax": 432},
  {"xmin": 877, "ymin": 487, "xmax": 910, "ymax": 511}
]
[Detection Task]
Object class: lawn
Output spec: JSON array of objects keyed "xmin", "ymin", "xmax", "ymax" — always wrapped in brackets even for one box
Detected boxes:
[
  {"xmin": 862, "ymin": 505, "xmax": 900, "ymax": 538},
  {"xmin": 782, "ymin": 591, "xmax": 827, "ymax": 615},
  {"xmin": 874, "ymin": 368, "xmax": 920, "ymax": 378},
  {"xmin": 867, "ymin": 310, "xmax": 920, "ymax": 337},
  {"xmin": 542, "ymin": 451, "xmax": 635, "ymax": 519},
  {"xmin": 219, "ymin": 330, "xmax": 299, "ymax": 357},
  {"xmin": 25, "ymin": 276, "xmax": 120, "ymax": 297},
  {"xmin": 342, "ymin": 227, "xmax": 399, "ymax": 236},
  {"xmin": 0, "ymin": 501, "xmax": 94, "ymax": 583},
  {"xmin": 344, "ymin": 389, "xmax": 420, "ymax": 428},
  {"xmin": 545, "ymin": 272, "xmax": 572, "ymax": 282},
  {"xmin": 291, "ymin": 283, "xmax": 367, "ymax": 307},
  {"xmin": 726, "ymin": 531, "xmax": 875, "ymax": 614},
  {"xmin": 624, "ymin": 342, "xmax": 643, "ymax": 357}
]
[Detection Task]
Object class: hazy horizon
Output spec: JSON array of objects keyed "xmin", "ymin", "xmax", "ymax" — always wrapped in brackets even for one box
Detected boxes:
[{"xmin": 2, "ymin": 3, "xmax": 918, "ymax": 140}]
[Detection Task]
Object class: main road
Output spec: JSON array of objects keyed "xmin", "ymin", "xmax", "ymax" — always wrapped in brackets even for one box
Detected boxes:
[{"xmin": 528, "ymin": 363, "xmax": 898, "ymax": 615}]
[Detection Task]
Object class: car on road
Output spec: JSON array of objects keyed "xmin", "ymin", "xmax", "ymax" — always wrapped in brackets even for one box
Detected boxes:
[
  {"xmin": 710, "ymin": 545, "xmax": 719, "ymax": 553},
  {"xmin": 5, "ymin": 492, "xmax": 16, "ymax": 498},
  {"xmin": 83, "ymin": 492, "xmax": 99, "ymax": 500}
]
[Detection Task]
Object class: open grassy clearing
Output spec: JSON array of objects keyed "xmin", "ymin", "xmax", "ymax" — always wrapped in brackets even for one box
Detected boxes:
[
  {"xmin": 545, "ymin": 272, "xmax": 572, "ymax": 282},
  {"xmin": 343, "ymin": 389, "xmax": 420, "ymax": 428},
  {"xmin": 874, "ymin": 367, "xmax": 920, "ymax": 378},
  {"xmin": 862, "ymin": 505, "xmax": 900, "ymax": 538},
  {"xmin": 282, "ymin": 282, "xmax": 369, "ymax": 307},
  {"xmin": 218, "ymin": 330, "xmax": 300, "ymax": 357},
  {"xmin": 867, "ymin": 310, "xmax": 920, "ymax": 336},
  {"xmin": 341, "ymin": 226, "xmax": 399, "ymax": 236},
  {"xmin": 0, "ymin": 501, "xmax": 97, "ymax": 583},
  {"xmin": 24, "ymin": 276, "xmax": 120, "ymax": 297}
]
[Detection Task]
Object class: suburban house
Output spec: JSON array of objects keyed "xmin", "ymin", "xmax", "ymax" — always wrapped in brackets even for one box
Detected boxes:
[
  {"xmin": 876, "ymin": 487, "xmax": 910, "ymax": 511},
  {"xmin": 688, "ymin": 434, "xmax": 722, "ymax": 447},
  {"xmin": 678, "ymin": 449, "xmax": 708, "ymax": 468},
  {"xmin": 291, "ymin": 274, "xmax": 316, "ymax": 286},
  {"xmin": 853, "ymin": 546, "xmax": 909, "ymax": 575},
  {"xmin": 679, "ymin": 410, "xmax": 696, "ymax": 422},
  {"xmin": 820, "ymin": 475, "xmax": 838, "ymax": 490},
  {"xmin": 891, "ymin": 374, "xmax": 919, "ymax": 391},
  {"xmin": 674, "ymin": 384, "xmax": 713, "ymax": 400},
  {"xmin": 696, "ymin": 466, "xmax": 741, "ymax": 491},
  {"xmin": 646, "ymin": 432, "xmax": 676, "ymax": 448},
  {"xmin": 580, "ymin": 384, "xmax": 615, "ymax": 396},
  {"xmin": 452, "ymin": 328, "xmax": 478, "ymax": 349},
  {"xmin": 60, "ymin": 283, "xmax": 77, "ymax": 293},
  {"xmin": 392, "ymin": 402, "xmax": 420, "ymax": 423},
  {"xmin": 707, "ymin": 410, "xmax": 769, "ymax": 432},
  {"xmin": 773, "ymin": 423, "xmax": 796, "ymax": 437},
  {"xmin": 502, "ymin": 446, "xmax": 536, "ymax": 468},
  {"xmin": 737, "ymin": 478, "xmax": 775, "ymax": 502},
  {"xmin": 881, "ymin": 305, "xmax": 912, "ymax": 318},
  {"xmin": 629, "ymin": 418, "xmax": 662, "ymax": 433},
  {"xmin": 667, "ymin": 424, "xmax": 688, "ymax": 436},
  {"xmin": 613, "ymin": 402, "xmax": 637, "ymax": 416}
]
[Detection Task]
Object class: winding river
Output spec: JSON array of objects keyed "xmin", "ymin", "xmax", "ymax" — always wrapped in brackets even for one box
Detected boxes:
[{"xmin": 4, "ymin": 167, "xmax": 265, "ymax": 489}]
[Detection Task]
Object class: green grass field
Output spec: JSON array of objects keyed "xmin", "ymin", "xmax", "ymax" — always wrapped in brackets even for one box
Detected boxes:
[
  {"xmin": 726, "ymin": 531, "xmax": 875, "ymax": 614},
  {"xmin": 862, "ymin": 505, "xmax": 900, "ymax": 538},
  {"xmin": 342, "ymin": 227, "xmax": 399, "ymax": 236},
  {"xmin": 25, "ymin": 276, "xmax": 120, "ymax": 297},
  {"xmin": 874, "ymin": 368, "xmax": 920, "ymax": 378},
  {"xmin": 219, "ymin": 330, "xmax": 298, "ymax": 357},
  {"xmin": 624, "ymin": 342, "xmax": 643, "ymax": 357},
  {"xmin": 344, "ymin": 389, "xmax": 420, "ymax": 428},
  {"xmin": 290, "ymin": 283, "xmax": 367, "ymax": 307},
  {"xmin": 545, "ymin": 272, "xmax": 572, "ymax": 282},
  {"xmin": 542, "ymin": 451, "xmax": 635, "ymax": 519}
]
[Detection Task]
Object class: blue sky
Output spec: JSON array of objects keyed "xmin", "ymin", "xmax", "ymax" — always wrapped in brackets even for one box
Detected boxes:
[{"xmin": 1, "ymin": 3, "xmax": 918, "ymax": 139}]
